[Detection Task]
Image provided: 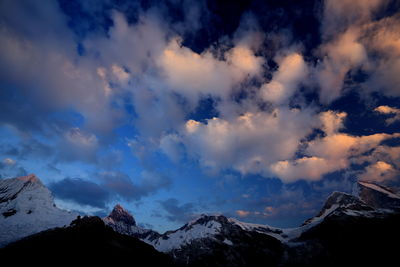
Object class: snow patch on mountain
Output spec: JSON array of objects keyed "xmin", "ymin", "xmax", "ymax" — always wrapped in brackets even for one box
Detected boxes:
[{"xmin": 0, "ymin": 174, "xmax": 78, "ymax": 247}]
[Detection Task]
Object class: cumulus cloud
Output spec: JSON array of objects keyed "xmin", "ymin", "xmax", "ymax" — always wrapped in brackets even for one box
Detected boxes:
[
  {"xmin": 361, "ymin": 15, "xmax": 400, "ymax": 97},
  {"xmin": 316, "ymin": 28, "xmax": 367, "ymax": 103},
  {"xmin": 269, "ymin": 111, "xmax": 400, "ymax": 182},
  {"xmin": 359, "ymin": 161, "xmax": 397, "ymax": 182},
  {"xmin": 317, "ymin": 0, "xmax": 400, "ymax": 102},
  {"xmin": 178, "ymin": 108, "xmax": 317, "ymax": 175},
  {"xmin": 261, "ymin": 52, "xmax": 308, "ymax": 105},
  {"xmin": 157, "ymin": 37, "xmax": 263, "ymax": 105}
]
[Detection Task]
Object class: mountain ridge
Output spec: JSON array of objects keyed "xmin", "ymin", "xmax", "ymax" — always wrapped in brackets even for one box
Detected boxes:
[{"xmin": 1, "ymin": 174, "xmax": 400, "ymax": 266}]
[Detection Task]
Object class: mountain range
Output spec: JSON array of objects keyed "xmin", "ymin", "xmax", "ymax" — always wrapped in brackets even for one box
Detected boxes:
[{"xmin": 1, "ymin": 174, "xmax": 400, "ymax": 266}]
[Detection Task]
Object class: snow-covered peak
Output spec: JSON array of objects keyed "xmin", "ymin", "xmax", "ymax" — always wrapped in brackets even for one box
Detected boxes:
[
  {"xmin": 151, "ymin": 217, "xmax": 223, "ymax": 252},
  {"xmin": 147, "ymin": 213, "xmax": 286, "ymax": 252},
  {"xmin": 0, "ymin": 175, "xmax": 78, "ymax": 247}
]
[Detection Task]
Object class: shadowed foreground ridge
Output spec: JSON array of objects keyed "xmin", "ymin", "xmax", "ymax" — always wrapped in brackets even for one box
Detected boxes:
[{"xmin": 0, "ymin": 216, "xmax": 174, "ymax": 265}]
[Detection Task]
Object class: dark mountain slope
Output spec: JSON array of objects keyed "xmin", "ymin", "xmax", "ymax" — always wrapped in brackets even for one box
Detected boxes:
[
  {"xmin": 284, "ymin": 207, "xmax": 400, "ymax": 267},
  {"xmin": 0, "ymin": 216, "xmax": 175, "ymax": 265}
]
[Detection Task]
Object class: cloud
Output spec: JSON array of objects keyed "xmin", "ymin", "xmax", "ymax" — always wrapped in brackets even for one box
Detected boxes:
[
  {"xmin": 99, "ymin": 170, "xmax": 171, "ymax": 201},
  {"xmin": 157, "ymin": 37, "xmax": 263, "ymax": 105},
  {"xmin": 159, "ymin": 198, "xmax": 196, "ymax": 223},
  {"xmin": 0, "ymin": 157, "xmax": 27, "ymax": 179},
  {"xmin": 2, "ymin": 158, "xmax": 16, "ymax": 166},
  {"xmin": 359, "ymin": 161, "xmax": 397, "ymax": 182},
  {"xmin": 50, "ymin": 178, "xmax": 110, "ymax": 209},
  {"xmin": 59, "ymin": 127, "xmax": 99, "ymax": 163},
  {"xmin": 316, "ymin": 27, "xmax": 367, "ymax": 103},
  {"xmin": 375, "ymin": 105, "xmax": 400, "ymax": 124},
  {"xmin": 236, "ymin": 210, "xmax": 251, "ymax": 217},
  {"xmin": 322, "ymin": 0, "xmax": 387, "ymax": 36},
  {"xmin": 361, "ymin": 15, "xmax": 400, "ymax": 97},
  {"xmin": 319, "ymin": 110, "xmax": 347, "ymax": 135},
  {"xmin": 261, "ymin": 52, "xmax": 308, "ymax": 105},
  {"xmin": 0, "ymin": 0, "xmax": 126, "ymax": 137},
  {"xmin": 317, "ymin": 0, "xmax": 400, "ymax": 102},
  {"xmin": 355, "ymin": 145, "xmax": 400, "ymax": 183},
  {"xmin": 269, "ymin": 111, "xmax": 400, "ymax": 182},
  {"xmin": 177, "ymin": 107, "xmax": 317, "ymax": 175}
]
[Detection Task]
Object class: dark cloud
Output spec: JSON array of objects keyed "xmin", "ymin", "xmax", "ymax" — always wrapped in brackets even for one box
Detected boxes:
[
  {"xmin": 159, "ymin": 198, "xmax": 196, "ymax": 223},
  {"xmin": 50, "ymin": 178, "xmax": 110, "ymax": 208},
  {"xmin": 99, "ymin": 171, "xmax": 171, "ymax": 201}
]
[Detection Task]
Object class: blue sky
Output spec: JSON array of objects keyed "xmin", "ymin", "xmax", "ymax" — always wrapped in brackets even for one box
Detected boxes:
[{"xmin": 0, "ymin": 0, "xmax": 399, "ymax": 232}]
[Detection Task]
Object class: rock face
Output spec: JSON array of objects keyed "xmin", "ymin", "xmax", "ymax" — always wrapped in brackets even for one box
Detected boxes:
[
  {"xmin": 0, "ymin": 174, "xmax": 78, "ymax": 247},
  {"xmin": 358, "ymin": 181, "xmax": 400, "ymax": 210},
  {"xmin": 103, "ymin": 204, "xmax": 161, "ymax": 242},
  {"xmin": 107, "ymin": 204, "xmax": 137, "ymax": 225}
]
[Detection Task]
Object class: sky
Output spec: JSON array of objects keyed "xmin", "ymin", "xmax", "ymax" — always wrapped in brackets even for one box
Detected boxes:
[{"xmin": 0, "ymin": 0, "xmax": 399, "ymax": 232}]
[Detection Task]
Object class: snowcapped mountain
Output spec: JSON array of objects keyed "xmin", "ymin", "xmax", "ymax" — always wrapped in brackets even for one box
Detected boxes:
[
  {"xmin": 302, "ymin": 191, "xmax": 375, "ymax": 226},
  {"xmin": 0, "ymin": 174, "xmax": 78, "ymax": 247},
  {"xmin": 148, "ymin": 214, "xmax": 284, "ymax": 252},
  {"xmin": 103, "ymin": 204, "xmax": 160, "ymax": 242},
  {"xmin": 151, "ymin": 214, "xmax": 284, "ymax": 265}
]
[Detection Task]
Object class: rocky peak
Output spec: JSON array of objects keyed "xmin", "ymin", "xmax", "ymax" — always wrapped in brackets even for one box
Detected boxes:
[{"xmin": 107, "ymin": 204, "xmax": 136, "ymax": 226}]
